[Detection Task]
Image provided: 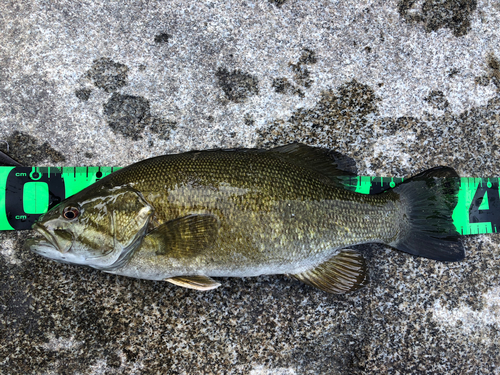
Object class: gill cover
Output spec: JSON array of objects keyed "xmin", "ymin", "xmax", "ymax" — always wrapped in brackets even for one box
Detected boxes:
[{"xmin": 90, "ymin": 185, "xmax": 154, "ymax": 269}]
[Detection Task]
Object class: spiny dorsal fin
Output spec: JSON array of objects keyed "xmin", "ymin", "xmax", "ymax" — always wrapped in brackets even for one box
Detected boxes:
[
  {"xmin": 268, "ymin": 144, "xmax": 357, "ymax": 183},
  {"xmin": 292, "ymin": 249, "xmax": 368, "ymax": 294},
  {"xmin": 149, "ymin": 214, "xmax": 219, "ymax": 257},
  {"xmin": 165, "ymin": 276, "xmax": 221, "ymax": 291}
]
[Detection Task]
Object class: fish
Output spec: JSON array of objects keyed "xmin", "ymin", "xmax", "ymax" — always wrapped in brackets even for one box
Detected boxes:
[{"xmin": 27, "ymin": 144, "xmax": 465, "ymax": 293}]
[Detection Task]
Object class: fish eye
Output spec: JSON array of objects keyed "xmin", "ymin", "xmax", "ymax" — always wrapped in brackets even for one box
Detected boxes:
[{"xmin": 62, "ymin": 206, "xmax": 80, "ymax": 220}]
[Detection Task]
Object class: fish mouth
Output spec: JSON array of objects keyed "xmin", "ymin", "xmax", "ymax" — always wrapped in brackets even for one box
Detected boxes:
[{"xmin": 31, "ymin": 223, "xmax": 73, "ymax": 253}]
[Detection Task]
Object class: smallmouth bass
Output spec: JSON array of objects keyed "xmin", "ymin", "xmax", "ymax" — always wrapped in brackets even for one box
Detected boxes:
[{"xmin": 27, "ymin": 144, "xmax": 464, "ymax": 293}]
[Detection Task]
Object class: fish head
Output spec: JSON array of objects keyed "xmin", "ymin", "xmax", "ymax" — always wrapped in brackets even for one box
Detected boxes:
[{"xmin": 27, "ymin": 183, "xmax": 154, "ymax": 269}]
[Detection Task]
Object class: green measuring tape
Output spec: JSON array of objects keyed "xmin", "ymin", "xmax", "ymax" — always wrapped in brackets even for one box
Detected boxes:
[
  {"xmin": 0, "ymin": 166, "xmax": 498, "ymax": 235},
  {"xmin": 0, "ymin": 167, "xmax": 121, "ymax": 230}
]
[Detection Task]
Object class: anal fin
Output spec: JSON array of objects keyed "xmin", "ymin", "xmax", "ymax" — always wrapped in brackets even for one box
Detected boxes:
[
  {"xmin": 292, "ymin": 249, "xmax": 368, "ymax": 294},
  {"xmin": 165, "ymin": 275, "xmax": 221, "ymax": 291}
]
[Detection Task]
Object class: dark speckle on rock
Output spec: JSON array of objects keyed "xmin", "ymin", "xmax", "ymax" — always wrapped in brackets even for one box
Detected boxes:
[
  {"xmin": 87, "ymin": 57, "xmax": 129, "ymax": 93},
  {"xmin": 74, "ymin": 88, "xmax": 92, "ymax": 101},
  {"xmin": 297, "ymin": 48, "xmax": 317, "ymax": 65},
  {"xmin": 487, "ymin": 54, "xmax": 500, "ymax": 89},
  {"xmin": 269, "ymin": 0, "xmax": 288, "ymax": 7},
  {"xmin": 424, "ymin": 90, "xmax": 449, "ymax": 110},
  {"xmin": 272, "ymin": 77, "xmax": 303, "ymax": 97},
  {"xmin": 290, "ymin": 49, "xmax": 317, "ymax": 88},
  {"xmin": 475, "ymin": 76, "xmax": 490, "ymax": 86},
  {"xmin": 154, "ymin": 33, "xmax": 171, "ymax": 44},
  {"xmin": 398, "ymin": 0, "xmax": 478, "ymax": 37},
  {"xmin": 5, "ymin": 131, "xmax": 65, "ymax": 165},
  {"xmin": 272, "ymin": 77, "xmax": 292, "ymax": 94},
  {"xmin": 243, "ymin": 113, "xmax": 255, "ymax": 126},
  {"xmin": 149, "ymin": 118, "xmax": 176, "ymax": 140},
  {"xmin": 448, "ymin": 68, "xmax": 460, "ymax": 77},
  {"xmin": 215, "ymin": 68, "xmax": 259, "ymax": 103},
  {"xmin": 103, "ymin": 93, "xmax": 151, "ymax": 140}
]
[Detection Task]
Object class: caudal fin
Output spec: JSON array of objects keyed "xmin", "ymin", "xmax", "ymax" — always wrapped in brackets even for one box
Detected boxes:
[{"xmin": 390, "ymin": 167, "xmax": 465, "ymax": 261}]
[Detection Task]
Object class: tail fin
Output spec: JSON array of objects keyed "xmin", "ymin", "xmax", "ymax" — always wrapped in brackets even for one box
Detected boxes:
[{"xmin": 390, "ymin": 167, "xmax": 465, "ymax": 261}]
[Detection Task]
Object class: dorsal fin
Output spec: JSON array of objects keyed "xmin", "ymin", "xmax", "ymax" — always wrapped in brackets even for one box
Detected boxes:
[
  {"xmin": 292, "ymin": 249, "xmax": 368, "ymax": 294},
  {"xmin": 268, "ymin": 143, "xmax": 357, "ymax": 186},
  {"xmin": 411, "ymin": 166, "xmax": 459, "ymax": 179}
]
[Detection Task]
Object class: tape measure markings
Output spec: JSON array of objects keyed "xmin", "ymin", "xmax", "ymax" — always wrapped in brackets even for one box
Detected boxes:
[{"xmin": 0, "ymin": 167, "xmax": 499, "ymax": 234}]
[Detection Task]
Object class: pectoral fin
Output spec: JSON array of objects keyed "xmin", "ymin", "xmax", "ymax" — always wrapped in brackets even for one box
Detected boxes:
[
  {"xmin": 292, "ymin": 249, "xmax": 368, "ymax": 294},
  {"xmin": 165, "ymin": 276, "xmax": 221, "ymax": 291},
  {"xmin": 149, "ymin": 214, "xmax": 220, "ymax": 257}
]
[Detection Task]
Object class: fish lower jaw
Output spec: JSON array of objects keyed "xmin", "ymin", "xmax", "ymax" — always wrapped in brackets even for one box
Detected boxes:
[{"xmin": 32, "ymin": 224, "xmax": 61, "ymax": 251}]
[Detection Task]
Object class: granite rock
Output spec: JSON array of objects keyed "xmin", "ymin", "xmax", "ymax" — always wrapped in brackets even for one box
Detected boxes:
[{"xmin": 0, "ymin": 0, "xmax": 499, "ymax": 374}]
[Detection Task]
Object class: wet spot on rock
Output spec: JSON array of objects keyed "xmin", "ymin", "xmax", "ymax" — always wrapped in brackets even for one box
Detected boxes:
[
  {"xmin": 272, "ymin": 78, "xmax": 303, "ymax": 97},
  {"xmin": 257, "ymin": 80, "xmax": 379, "ymax": 151},
  {"xmin": 215, "ymin": 68, "xmax": 259, "ymax": 103},
  {"xmin": 103, "ymin": 93, "xmax": 150, "ymax": 140},
  {"xmin": 244, "ymin": 113, "xmax": 255, "ymax": 126},
  {"xmin": 297, "ymin": 48, "xmax": 317, "ymax": 65},
  {"xmin": 75, "ymin": 88, "xmax": 92, "ymax": 101},
  {"xmin": 103, "ymin": 94, "xmax": 175, "ymax": 141},
  {"xmin": 474, "ymin": 54, "xmax": 500, "ymax": 90},
  {"xmin": 475, "ymin": 76, "xmax": 490, "ymax": 86},
  {"xmin": 487, "ymin": 54, "xmax": 500, "ymax": 89},
  {"xmin": 154, "ymin": 33, "xmax": 171, "ymax": 44},
  {"xmin": 87, "ymin": 57, "xmax": 129, "ymax": 93},
  {"xmin": 273, "ymin": 49, "xmax": 317, "ymax": 97},
  {"xmin": 397, "ymin": 0, "xmax": 478, "ymax": 37},
  {"xmin": 424, "ymin": 90, "xmax": 449, "ymax": 110},
  {"xmin": 149, "ymin": 118, "xmax": 177, "ymax": 140},
  {"xmin": 290, "ymin": 49, "xmax": 317, "ymax": 88},
  {"xmin": 5, "ymin": 131, "xmax": 65, "ymax": 165}
]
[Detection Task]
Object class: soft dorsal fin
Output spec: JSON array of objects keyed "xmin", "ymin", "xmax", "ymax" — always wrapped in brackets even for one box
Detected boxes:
[
  {"xmin": 411, "ymin": 166, "xmax": 459, "ymax": 179},
  {"xmin": 268, "ymin": 143, "xmax": 357, "ymax": 186},
  {"xmin": 292, "ymin": 249, "xmax": 368, "ymax": 294},
  {"xmin": 149, "ymin": 214, "xmax": 220, "ymax": 257},
  {"xmin": 165, "ymin": 276, "xmax": 221, "ymax": 291}
]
